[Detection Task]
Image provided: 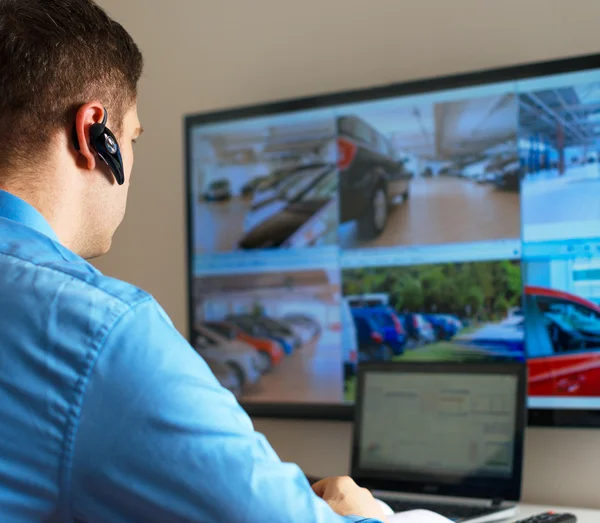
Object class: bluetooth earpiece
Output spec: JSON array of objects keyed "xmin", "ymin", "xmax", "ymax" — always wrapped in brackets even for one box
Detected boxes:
[{"xmin": 73, "ymin": 108, "xmax": 125, "ymax": 185}]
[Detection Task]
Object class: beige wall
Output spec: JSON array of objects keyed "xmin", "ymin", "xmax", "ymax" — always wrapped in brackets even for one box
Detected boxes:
[{"xmin": 95, "ymin": 0, "xmax": 600, "ymax": 509}]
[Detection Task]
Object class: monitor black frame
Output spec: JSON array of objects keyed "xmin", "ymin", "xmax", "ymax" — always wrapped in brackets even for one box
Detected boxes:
[
  {"xmin": 351, "ymin": 361, "xmax": 527, "ymax": 502},
  {"xmin": 184, "ymin": 52, "xmax": 600, "ymax": 428}
]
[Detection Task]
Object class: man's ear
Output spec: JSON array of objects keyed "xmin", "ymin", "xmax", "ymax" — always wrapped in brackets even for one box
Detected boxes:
[{"xmin": 73, "ymin": 102, "xmax": 105, "ymax": 171}]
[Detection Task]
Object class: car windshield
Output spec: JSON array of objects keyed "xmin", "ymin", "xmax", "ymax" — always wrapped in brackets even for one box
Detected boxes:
[
  {"xmin": 296, "ymin": 168, "xmax": 337, "ymax": 202},
  {"xmin": 277, "ymin": 167, "xmax": 328, "ymax": 201},
  {"xmin": 538, "ymin": 297, "xmax": 600, "ymax": 349},
  {"xmin": 371, "ymin": 311, "xmax": 394, "ymax": 328}
]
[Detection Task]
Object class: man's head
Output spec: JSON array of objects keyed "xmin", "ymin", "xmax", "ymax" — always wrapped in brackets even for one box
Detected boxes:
[{"xmin": 0, "ymin": 0, "xmax": 143, "ymax": 258}]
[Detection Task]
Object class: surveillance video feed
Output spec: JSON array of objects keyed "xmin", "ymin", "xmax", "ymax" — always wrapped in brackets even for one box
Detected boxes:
[
  {"xmin": 191, "ymin": 267, "xmax": 344, "ymax": 404},
  {"xmin": 336, "ymin": 94, "xmax": 521, "ymax": 251},
  {"xmin": 341, "ymin": 260, "xmax": 523, "ymax": 400},
  {"xmin": 187, "ymin": 64, "xmax": 600, "ymax": 413},
  {"xmin": 190, "ymin": 110, "xmax": 338, "ymax": 255},
  {"xmin": 520, "ymin": 79, "xmax": 600, "ymax": 245},
  {"xmin": 524, "ymin": 241, "xmax": 600, "ymax": 406}
]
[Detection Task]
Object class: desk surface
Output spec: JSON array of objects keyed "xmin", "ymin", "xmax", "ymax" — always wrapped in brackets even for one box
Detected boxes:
[{"xmin": 512, "ymin": 504, "xmax": 599, "ymax": 522}]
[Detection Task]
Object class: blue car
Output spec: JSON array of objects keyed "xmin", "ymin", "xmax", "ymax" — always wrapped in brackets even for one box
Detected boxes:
[
  {"xmin": 454, "ymin": 322, "xmax": 525, "ymax": 360},
  {"xmin": 351, "ymin": 309, "xmax": 392, "ymax": 361},
  {"xmin": 425, "ymin": 314, "xmax": 459, "ymax": 340},
  {"xmin": 352, "ymin": 307, "xmax": 407, "ymax": 355}
]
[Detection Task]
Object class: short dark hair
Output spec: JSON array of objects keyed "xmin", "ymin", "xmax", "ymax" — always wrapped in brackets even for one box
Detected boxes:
[{"xmin": 0, "ymin": 0, "xmax": 143, "ymax": 170}]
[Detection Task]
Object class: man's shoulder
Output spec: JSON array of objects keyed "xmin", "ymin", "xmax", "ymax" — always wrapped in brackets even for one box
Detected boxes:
[{"xmin": 0, "ymin": 218, "xmax": 151, "ymax": 310}]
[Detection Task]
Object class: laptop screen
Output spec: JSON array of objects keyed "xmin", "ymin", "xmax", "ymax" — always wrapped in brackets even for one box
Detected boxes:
[{"xmin": 352, "ymin": 363, "xmax": 526, "ymax": 500}]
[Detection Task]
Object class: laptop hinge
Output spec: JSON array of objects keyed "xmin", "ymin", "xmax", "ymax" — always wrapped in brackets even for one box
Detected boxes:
[{"xmin": 491, "ymin": 498, "xmax": 503, "ymax": 508}]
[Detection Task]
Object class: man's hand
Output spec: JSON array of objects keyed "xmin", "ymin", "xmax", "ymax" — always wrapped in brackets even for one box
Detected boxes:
[{"xmin": 312, "ymin": 476, "xmax": 389, "ymax": 522}]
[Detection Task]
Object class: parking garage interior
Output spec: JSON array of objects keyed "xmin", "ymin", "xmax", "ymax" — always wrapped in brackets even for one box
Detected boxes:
[
  {"xmin": 193, "ymin": 269, "xmax": 344, "ymax": 404},
  {"xmin": 520, "ymin": 82, "xmax": 600, "ymax": 243},
  {"xmin": 192, "ymin": 116, "xmax": 336, "ymax": 254},
  {"xmin": 338, "ymin": 93, "xmax": 522, "ymax": 249}
]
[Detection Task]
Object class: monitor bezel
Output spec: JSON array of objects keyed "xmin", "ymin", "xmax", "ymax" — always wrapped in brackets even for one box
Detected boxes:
[
  {"xmin": 184, "ymin": 52, "xmax": 600, "ymax": 428},
  {"xmin": 350, "ymin": 361, "xmax": 527, "ymax": 502}
]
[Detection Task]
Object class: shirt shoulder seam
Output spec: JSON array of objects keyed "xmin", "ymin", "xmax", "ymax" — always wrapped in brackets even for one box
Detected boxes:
[
  {"xmin": 0, "ymin": 250, "xmax": 146, "ymax": 306},
  {"xmin": 58, "ymin": 295, "xmax": 154, "ymax": 521}
]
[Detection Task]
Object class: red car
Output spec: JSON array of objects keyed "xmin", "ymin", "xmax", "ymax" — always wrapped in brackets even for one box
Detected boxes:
[{"xmin": 526, "ymin": 286, "xmax": 600, "ymax": 397}]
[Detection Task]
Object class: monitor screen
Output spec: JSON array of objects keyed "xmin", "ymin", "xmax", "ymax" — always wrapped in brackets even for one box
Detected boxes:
[
  {"xmin": 186, "ymin": 54, "xmax": 600, "ymax": 425},
  {"xmin": 356, "ymin": 370, "xmax": 519, "ymax": 481}
]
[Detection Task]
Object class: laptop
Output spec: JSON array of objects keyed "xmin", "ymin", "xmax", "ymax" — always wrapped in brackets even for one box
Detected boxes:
[{"xmin": 351, "ymin": 361, "xmax": 527, "ymax": 523}]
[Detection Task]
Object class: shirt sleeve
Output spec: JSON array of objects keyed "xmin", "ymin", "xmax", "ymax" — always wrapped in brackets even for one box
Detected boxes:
[{"xmin": 69, "ymin": 298, "xmax": 383, "ymax": 523}]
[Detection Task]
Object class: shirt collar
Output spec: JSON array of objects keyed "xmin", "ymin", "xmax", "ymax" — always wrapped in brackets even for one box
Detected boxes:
[{"xmin": 0, "ymin": 190, "xmax": 60, "ymax": 242}]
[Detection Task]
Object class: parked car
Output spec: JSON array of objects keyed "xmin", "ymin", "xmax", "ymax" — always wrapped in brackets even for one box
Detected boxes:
[
  {"xmin": 202, "ymin": 355, "xmax": 243, "ymax": 398},
  {"xmin": 399, "ymin": 313, "xmax": 436, "ymax": 344},
  {"xmin": 238, "ymin": 165, "xmax": 337, "ymax": 250},
  {"xmin": 205, "ymin": 321, "xmax": 283, "ymax": 368},
  {"xmin": 455, "ymin": 286, "xmax": 600, "ymax": 397},
  {"xmin": 195, "ymin": 323, "xmax": 270, "ymax": 375},
  {"xmin": 341, "ymin": 300, "xmax": 358, "ymax": 381},
  {"xmin": 351, "ymin": 310, "xmax": 392, "ymax": 362},
  {"xmin": 455, "ymin": 321, "xmax": 525, "ymax": 357},
  {"xmin": 351, "ymin": 306, "xmax": 407, "ymax": 356},
  {"xmin": 337, "ymin": 115, "xmax": 411, "ymax": 240},
  {"xmin": 282, "ymin": 313, "xmax": 321, "ymax": 339},
  {"xmin": 203, "ymin": 178, "xmax": 232, "ymax": 201},
  {"xmin": 424, "ymin": 314, "xmax": 460, "ymax": 340},
  {"xmin": 243, "ymin": 164, "xmax": 332, "ymax": 234},
  {"xmin": 241, "ymin": 176, "xmax": 267, "ymax": 197},
  {"xmin": 280, "ymin": 314, "xmax": 321, "ymax": 344},
  {"xmin": 251, "ymin": 164, "xmax": 329, "ymax": 205},
  {"xmin": 253, "ymin": 315, "xmax": 303, "ymax": 350},
  {"xmin": 226, "ymin": 315, "xmax": 296, "ymax": 355},
  {"xmin": 192, "ymin": 328, "xmax": 263, "ymax": 390}
]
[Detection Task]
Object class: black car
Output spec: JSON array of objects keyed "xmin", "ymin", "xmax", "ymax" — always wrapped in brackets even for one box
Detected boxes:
[
  {"xmin": 203, "ymin": 179, "xmax": 232, "ymax": 201},
  {"xmin": 238, "ymin": 165, "xmax": 337, "ymax": 250},
  {"xmin": 337, "ymin": 115, "xmax": 411, "ymax": 240}
]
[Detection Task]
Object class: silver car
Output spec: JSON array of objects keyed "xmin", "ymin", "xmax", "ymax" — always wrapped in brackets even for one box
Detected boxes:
[{"xmin": 193, "ymin": 324, "xmax": 264, "ymax": 389}]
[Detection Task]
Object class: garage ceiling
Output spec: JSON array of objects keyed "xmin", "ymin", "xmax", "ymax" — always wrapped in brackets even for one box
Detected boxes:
[
  {"xmin": 356, "ymin": 94, "xmax": 517, "ymax": 161},
  {"xmin": 519, "ymin": 83, "xmax": 600, "ymax": 149}
]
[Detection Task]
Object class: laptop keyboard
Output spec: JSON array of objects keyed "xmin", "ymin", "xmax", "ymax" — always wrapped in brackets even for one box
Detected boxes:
[{"xmin": 379, "ymin": 498, "xmax": 501, "ymax": 522}]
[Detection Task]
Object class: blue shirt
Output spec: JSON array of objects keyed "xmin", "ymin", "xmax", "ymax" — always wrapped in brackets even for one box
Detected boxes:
[{"xmin": 0, "ymin": 190, "xmax": 382, "ymax": 523}]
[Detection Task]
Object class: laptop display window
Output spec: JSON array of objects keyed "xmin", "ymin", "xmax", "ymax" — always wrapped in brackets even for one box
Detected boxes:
[{"xmin": 352, "ymin": 362, "xmax": 527, "ymax": 502}]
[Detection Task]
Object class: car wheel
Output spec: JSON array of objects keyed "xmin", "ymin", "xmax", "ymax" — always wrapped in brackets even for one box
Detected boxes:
[
  {"xmin": 258, "ymin": 351, "xmax": 273, "ymax": 373},
  {"xmin": 357, "ymin": 183, "xmax": 388, "ymax": 240},
  {"xmin": 227, "ymin": 362, "xmax": 246, "ymax": 389}
]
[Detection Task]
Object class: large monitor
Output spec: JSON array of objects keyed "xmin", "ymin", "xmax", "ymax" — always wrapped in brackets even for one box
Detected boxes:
[{"xmin": 185, "ymin": 53, "xmax": 600, "ymax": 427}]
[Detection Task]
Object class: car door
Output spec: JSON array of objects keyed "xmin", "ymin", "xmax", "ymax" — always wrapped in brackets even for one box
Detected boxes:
[
  {"xmin": 337, "ymin": 116, "xmax": 387, "ymax": 220},
  {"xmin": 533, "ymin": 295, "xmax": 600, "ymax": 397},
  {"xmin": 374, "ymin": 131, "xmax": 409, "ymax": 198}
]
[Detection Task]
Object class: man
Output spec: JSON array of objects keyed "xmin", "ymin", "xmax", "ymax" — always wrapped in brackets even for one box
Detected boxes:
[{"xmin": 0, "ymin": 1, "xmax": 388, "ymax": 522}]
